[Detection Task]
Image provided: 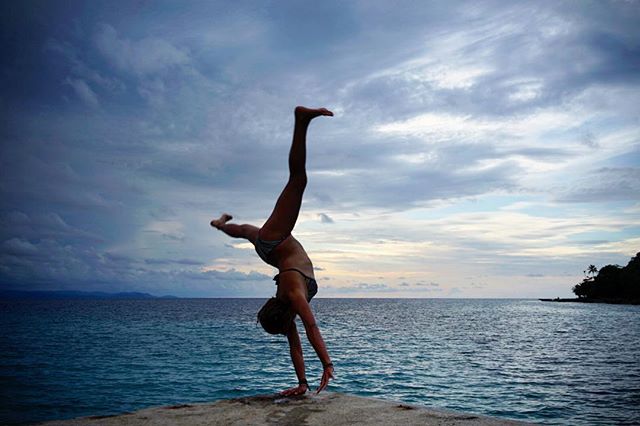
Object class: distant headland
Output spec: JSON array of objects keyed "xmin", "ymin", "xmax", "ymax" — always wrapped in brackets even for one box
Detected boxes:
[
  {"xmin": 0, "ymin": 290, "xmax": 178, "ymax": 300},
  {"xmin": 540, "ymin": 252, "xmax": 640, "ymax": 305}
]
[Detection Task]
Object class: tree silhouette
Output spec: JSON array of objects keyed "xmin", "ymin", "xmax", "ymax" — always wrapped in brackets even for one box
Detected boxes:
[{"xmin": 573, "ymin": 253, "xmax": 640, "ymax": 301}]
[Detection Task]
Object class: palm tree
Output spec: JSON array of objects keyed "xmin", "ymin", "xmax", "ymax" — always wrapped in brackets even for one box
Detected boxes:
[{"xmin": 588, "ymin": 264, "xmax": 598, "ymax": 277}]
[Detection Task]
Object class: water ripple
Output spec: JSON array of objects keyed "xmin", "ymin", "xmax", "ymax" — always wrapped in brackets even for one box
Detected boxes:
[{"xmin": 1, "ymin": 299, "xmax": 639, "ymax": 425}]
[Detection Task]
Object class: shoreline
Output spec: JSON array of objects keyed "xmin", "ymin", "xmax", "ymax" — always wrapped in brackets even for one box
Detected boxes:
[
  {"xmin": 38, "ymin": 392, "xmax": 533, "ymax": 425},
  {"xmin": 539, "ymin": 297, "xmax": 640, "ymax": 305}
]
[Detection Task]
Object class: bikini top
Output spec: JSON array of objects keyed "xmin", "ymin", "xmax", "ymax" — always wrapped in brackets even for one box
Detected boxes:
[{"xmin": 273, "ymin": 268, "xmax": 318, "ymax": 302}]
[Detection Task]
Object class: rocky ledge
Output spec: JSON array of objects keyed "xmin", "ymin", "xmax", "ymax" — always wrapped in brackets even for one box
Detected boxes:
[{"xmin": 39, "ymin": 392, "xmax": 533, "ymax": 425}]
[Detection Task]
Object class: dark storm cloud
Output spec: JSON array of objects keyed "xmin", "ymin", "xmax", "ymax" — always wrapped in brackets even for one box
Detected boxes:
[
  {"xmin": 1, "ymin": 0, "xmax": 638, "ymax": 296},
  {"xmin": 310, "ymin": 141, "xmax": 522, "ymax": 210},
  {"xmin": 0, "ymin": 211, "xmax": 100, "ymax": 244},
  {"xmin": 556, "ymin": 167, "xmax": 640, "ymax": 203},
  {"xmin": 0, "ymin": 232, "xmax": 271, "ymax": 296},
  {"xmin": 319, "ymin": 213, "xmax": 334, "ymax": 224},
  {"xmin": 144, "ymin": 258, "xmax": 204, "ymax": 266}
]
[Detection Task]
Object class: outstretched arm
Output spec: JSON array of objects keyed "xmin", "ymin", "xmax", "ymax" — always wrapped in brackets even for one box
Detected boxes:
[
  {"xmin": 280, "ymin": 322, "xmax": 309, "ymax": 396},
  {"xmin": 289, "ymin": 292, "xmax": 334, "ymax": 393}
]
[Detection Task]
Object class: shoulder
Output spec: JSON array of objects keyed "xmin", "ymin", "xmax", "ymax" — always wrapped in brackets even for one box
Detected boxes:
[
  {"xmin": 285, "ymin": 288, "xmax": 317, "ymax": 328},
  {"xmin": 279, "ymin": 276, "xmax": 307, "ymax": 307}
]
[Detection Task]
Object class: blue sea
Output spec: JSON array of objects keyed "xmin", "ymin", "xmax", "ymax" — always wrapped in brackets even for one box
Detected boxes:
[{"xmin": 1, "ymin": 298, "xmax": 639, "ymax": 425}]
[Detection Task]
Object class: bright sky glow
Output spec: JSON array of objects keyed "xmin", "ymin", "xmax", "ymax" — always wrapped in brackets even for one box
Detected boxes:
[{"xmin": 1, "ymin": 0, "xmax": 639, "ymax": 297}]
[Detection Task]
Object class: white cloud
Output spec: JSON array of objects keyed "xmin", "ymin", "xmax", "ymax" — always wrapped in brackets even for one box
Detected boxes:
[
  {"xmin": 507, "ymin": 79, "xmax": 544, "ymax": 102},
  {"xmin": 374, "ymin": 108, "xmax": 589, "ymax": 145},
  {"xmin": 94, "ymin": 24, "xmax": 190, "ymax": 75},
  {"xmin": 46, "ymin": 38, "xmax": 125, "ymax": 93},
  {"xmin": 141, "ymin": 220, "xmax": 185, "ymax": 242},
  {"xmin": 319, "ymin": 213, "xmax": 334, "ymax": 223},
  {"xmin": 408, "ymin": 64, "xmax": 493, "ymax": 90},
  {"xmin": 2, "ymin": 238, "xmax": 38, "ymax": 257},
  {"xmin": 137, "ymin": 78, "xmax": 166, "ymax": 107},
  {"xmin": 64, "ymin": 77, "xmax": 99, "ymax": 107}
]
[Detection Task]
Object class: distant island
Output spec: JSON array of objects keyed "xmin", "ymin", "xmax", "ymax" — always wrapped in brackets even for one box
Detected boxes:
[
  {"xmin": 0, "ymin": 290, "xmax": 178, "ymax": 300},
  {"xmin": 540, "ymin": 252, "xmax": 640, "ymax": 305}
]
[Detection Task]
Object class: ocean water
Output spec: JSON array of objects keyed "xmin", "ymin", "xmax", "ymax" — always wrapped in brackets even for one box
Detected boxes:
[{"xmin": 1, "ymin": 298, "xmax": 639, "ymax": 425}]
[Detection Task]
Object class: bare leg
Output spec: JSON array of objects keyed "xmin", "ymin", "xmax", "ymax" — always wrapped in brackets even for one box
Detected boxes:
[
  {"xmin": 211, "ymin": 213, "xmax": 259, "ymax": 243},
  {"xmin": 259, "ymin": 106, "xmax": 333, "ymax": 240}
]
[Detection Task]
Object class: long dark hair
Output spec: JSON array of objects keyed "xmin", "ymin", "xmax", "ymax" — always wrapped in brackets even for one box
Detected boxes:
[{"xmin": 257, "ymin": 297, "xmax": 295, "ymax": 335}]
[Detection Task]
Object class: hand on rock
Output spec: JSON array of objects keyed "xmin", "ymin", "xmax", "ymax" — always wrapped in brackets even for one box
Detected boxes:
[{"xmin": 316, "ymin": 365, "xmax": 334, "ymax": 394}]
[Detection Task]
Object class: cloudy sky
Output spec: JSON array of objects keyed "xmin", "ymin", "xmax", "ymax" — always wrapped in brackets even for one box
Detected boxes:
[{"xmin": 1, "ymin": 1, "xmax": 639, "ymax": 298}]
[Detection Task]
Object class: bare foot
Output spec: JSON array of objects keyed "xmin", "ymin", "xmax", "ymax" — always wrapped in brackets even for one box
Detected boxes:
[
  {"xmin": 210, "ymin": 213, "xmax": 232, "ymax": 229},
  {"xmin": 295, "ymin": 106, "xmax": 334, "ymax": 122}
]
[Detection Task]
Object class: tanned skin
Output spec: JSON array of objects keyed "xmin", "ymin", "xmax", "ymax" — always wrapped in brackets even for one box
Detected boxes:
[{"xmin": 211, "ymin": 106, "xmax": 334, "ymax": 395}]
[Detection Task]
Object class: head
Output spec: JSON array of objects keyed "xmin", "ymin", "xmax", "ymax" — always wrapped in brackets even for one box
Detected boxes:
[{"xmin": 257, "ymin": 297, "xmax": 295, "ymax": 335}]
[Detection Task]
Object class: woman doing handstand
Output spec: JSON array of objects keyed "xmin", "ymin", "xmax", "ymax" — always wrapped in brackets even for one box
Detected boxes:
[{"xmin": 210, "ymin": 106, "xmax": 334, "ymax": 396}]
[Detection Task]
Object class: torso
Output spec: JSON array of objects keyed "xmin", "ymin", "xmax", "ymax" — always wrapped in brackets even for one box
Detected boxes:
[
  {"xmin": 257, "ymin": 234, "xmax": 315, "ymax": 301},
  {"xmin": 271, "ymin": 235, "xmax": 314, "ymax": 277}
]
